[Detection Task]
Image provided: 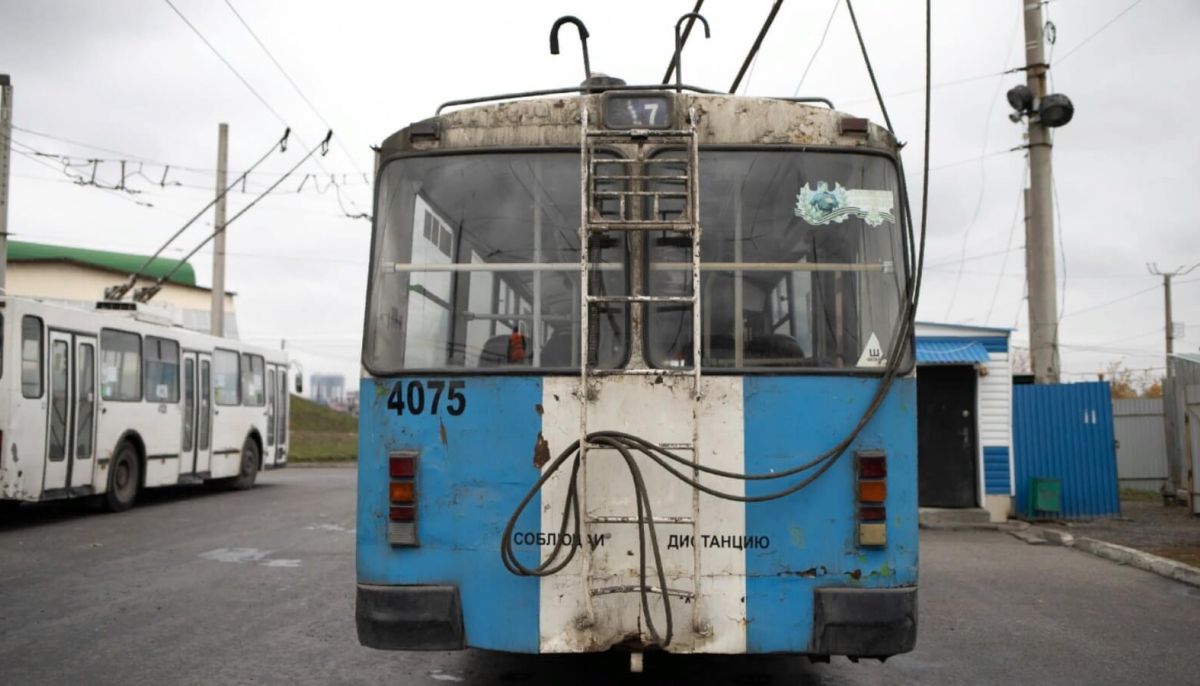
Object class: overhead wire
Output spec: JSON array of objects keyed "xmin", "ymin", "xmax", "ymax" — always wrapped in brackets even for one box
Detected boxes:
[
  {"xmin": 163, "ymin": 0, "xmax": 368, "ymax": 221},
  {"xmin": 985, "ymin": 164, "xmax": 1029, "ymax": 324},
  {"xmin": 107, "ymin": 128, "xmax": 291, "ymax": 301},
  {"xmin": 135, "ymin": 131, "xmax": 332, "ymax": 302},
  {"xmin": 839, "ymin": 70, "xmax": 1003, "ymax": 108},
  {"xmin": 1054, "ymin": 0, "xmax": 1147, "ymax": 66},
  {"xmin": 793, "ymin": 0, "xmax": 840, "ymax": 96},
  {"xmin": 728, "ymin": 0, "xmax": 784, "ymax": 94},
  {"xmin": 221, "ymin": 0, "xmax": 371, "ymax": 217},
  {"xmin": 1058, "ymin": 283, "xmax": 1159, "ymax": 320},
  {"xmin": 943, "ymin": 13, "xmax": 1022, "ymax": 320},
  {"xmin": 4, "ymin": 131, "xmax": 155, "ymax": 207},
  {"xmin": 13, "ymin": 124, "xmax": 363, "ymax": 179},
  {"xmin": 162, "ymin": 0, "xmax": 290, "ymax": 125},
  {"xmin": 12, "ymin": 124, "xmax": 171, "ymax": 165},
  {"xmin": 1053, "ymin": 175, "xmax": 1068, "ymax": 328}
]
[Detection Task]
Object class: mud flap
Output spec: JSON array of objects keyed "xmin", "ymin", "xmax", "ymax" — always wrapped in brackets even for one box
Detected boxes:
[
  {"xmin": 356, "ymin": 584, "xmax": 464, "ymax": 650},
  {"xmin": 811, "ymin": 587, "xmax": 917, "ymax": 658}
]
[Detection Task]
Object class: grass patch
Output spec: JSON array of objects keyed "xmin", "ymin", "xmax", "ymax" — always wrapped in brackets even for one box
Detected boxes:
[
  {"xmin": 289, "ymin": 395, "xmax": 357, "ymax": 462},
  {"xmin": 1120, "ymin": 488, "xmax": 1162, "ymax": 503}
]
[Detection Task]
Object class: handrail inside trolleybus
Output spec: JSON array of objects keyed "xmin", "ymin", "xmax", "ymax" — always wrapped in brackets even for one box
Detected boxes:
[
  {"xmin": 383, "ymin": 261, "xmax": 887, "ymax": 273},
  {"xmin": 435, "ymin": 83, "xmax": 835, "ymax": 115}
]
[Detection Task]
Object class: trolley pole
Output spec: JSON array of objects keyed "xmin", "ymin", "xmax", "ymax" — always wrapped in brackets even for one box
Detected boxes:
[
  {"xmin": 0, "ymin": 75, "xmax": 13, "ymax": 295},
  {"xmin": 1021, "ymin": 0, "xmax": 1060, "ymax": 384},
  {"xmin": 211, "ymin": 123, "xmax": 228, "ymax": 337}
]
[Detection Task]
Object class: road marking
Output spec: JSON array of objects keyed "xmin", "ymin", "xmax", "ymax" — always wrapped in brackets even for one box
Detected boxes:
[
  {"xmin": 260, "ymin": 559, "xmax": 302, "ymax": 568},
  {"xmin": 429, "ymin": 671, "xmax": 463, "ymax": 682},
  {"xmin": 304, "ymin": 523, "xmax": 354, "ymax": 533},
  {"xmin": 199, "ymin": 547, "xmax": 302, "ymax": 568},
  {"xmin": 200, "ymin": 547, "xmax": 272, "ymax": 564}
]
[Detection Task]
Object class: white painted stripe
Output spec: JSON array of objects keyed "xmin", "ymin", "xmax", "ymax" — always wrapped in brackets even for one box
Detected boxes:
[{"xmin": 539, "ymin": 376, "xmax": 746, "ymax": 653}]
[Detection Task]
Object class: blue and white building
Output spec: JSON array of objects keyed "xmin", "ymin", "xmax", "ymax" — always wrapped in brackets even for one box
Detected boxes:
[{"xmin": 914, "ymin": 323, "xmax": 1015, "ymax": 522}]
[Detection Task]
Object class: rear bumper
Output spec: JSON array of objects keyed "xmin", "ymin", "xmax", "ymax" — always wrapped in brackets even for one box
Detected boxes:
[
  {"xmin": 811, "ymin": 586, "xmax": 917, "ymax": 657},
  {"xmin": 355, "ymin": 583, "xmax": 915, "ymax": 655},
  {"xmin": 356, "ymin": 584, "xmax": 464, "ymax": 651}
]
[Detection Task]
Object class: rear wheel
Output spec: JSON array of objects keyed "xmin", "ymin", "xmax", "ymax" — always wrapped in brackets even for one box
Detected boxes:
[
  {"xmin": 230, "ymin": 436, "xmax": 259, "ymax": 491},
  {"xmin": 104, "ymin": 441, "xmax": 140, "ymax": 512}
]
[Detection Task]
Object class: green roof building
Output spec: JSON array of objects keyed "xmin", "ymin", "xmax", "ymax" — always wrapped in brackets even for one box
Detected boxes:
[
  {"xmin": 7, "ymin": 240, "xmax": 197, "ymax": 287},
  {"xmin": 4, "ymin": 240, "xmax": 236, "ymax": 335}
]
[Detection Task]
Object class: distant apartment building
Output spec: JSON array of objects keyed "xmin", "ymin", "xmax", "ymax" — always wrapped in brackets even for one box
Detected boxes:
[
  {"xmin": 311, "ymin": 373, "xmax": 346, "ymax": 406},
  {"xmin": 4, "ymin": 240, "xmax": 237, "ymax": 335}
]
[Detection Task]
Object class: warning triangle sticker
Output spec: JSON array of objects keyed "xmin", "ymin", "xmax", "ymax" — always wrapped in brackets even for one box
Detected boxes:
[{"xmin": 857, "ymin": 332, "xmax": 886, "ymax": 368}]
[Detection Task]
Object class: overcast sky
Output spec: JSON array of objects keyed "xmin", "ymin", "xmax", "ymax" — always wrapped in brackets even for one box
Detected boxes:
[{"xmin": 2, "ymin": 0, "xmax": 1197, "ymax": 386}]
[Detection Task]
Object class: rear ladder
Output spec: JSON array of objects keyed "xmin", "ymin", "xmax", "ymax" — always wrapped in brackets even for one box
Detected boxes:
[{"xmin": 576, "ymin": 106, "xmax": 707, "ymax": 637}]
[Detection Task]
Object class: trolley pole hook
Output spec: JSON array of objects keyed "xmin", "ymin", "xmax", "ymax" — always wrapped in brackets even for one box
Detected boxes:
[
  {"xmin": 673, "ymin": 13, "xmax": 710, "ymax": 93},
  {"xmin": 550, "ymin": 15, "xmax": 592, "ymax": 83}
]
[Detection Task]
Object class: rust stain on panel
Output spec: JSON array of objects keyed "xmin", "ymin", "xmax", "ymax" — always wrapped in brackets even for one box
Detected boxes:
[{"xmin": 533, "ymin": 433, "xmax": 550, "ymax": 469}]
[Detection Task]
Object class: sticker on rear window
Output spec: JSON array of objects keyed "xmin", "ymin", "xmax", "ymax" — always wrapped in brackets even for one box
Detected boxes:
[
  {"xmin": 795, "ymin": 182, "xmax": 895, "ymax": 227},
  {"xmin": 857, "ymin": 332, "xmax": 886, "ymax": 368}
]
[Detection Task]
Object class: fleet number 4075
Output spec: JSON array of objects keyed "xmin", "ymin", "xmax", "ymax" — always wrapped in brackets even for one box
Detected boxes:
[{"xmin": 386, "ymin": 380, "xmax": 467, "ymax": 416}]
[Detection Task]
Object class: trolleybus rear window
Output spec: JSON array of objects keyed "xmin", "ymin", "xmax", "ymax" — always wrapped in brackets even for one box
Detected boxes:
[
  {"xmin": 646, "ymin": 150, "xmax": 907, "ymax": 371},
  {"xmin": 366, "ymin": 153, "xmax": 627, "ymax": 372}
]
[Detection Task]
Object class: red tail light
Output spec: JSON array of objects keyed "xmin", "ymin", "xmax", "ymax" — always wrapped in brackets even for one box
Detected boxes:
[
  {"xmin": 389, "ymin": 506, "xmax": 416, "ymax": 522},
  {"xmin": 856, "ymin": 451, "xmax": 887, "ymax": 547},
  {"xmin": 859, "ymin": 506, "xmax": 887, "ymax": 522},
  {"xmin": 390, "ymin": 455, "xmax": 415, "ymax": 478},
  {"xmin": 859, "ymin": 454, "xmax": 887, "ymax": 479},
  {"xmin": 387, "ymin": 451, "xmax": 419, "ymax": 546}
]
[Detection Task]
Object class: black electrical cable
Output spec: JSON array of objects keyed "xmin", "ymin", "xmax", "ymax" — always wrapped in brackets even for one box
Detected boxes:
[{"xmin": 501, "ymin": 0, "xmax": 932, "ymax": 649}]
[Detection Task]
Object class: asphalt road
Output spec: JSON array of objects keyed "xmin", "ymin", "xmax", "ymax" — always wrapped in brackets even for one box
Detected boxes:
[{"xmin": 2, "ymin": 467, "xmax": 1198, "ymax": 685}]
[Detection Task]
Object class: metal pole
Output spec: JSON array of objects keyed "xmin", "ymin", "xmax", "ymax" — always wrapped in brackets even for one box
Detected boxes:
[
  {"xmin": 211, "ymin": 123, "xmax": 228, "ymax": 336},
  {"xmin": 0, "ymin": 75, "xmax": 12, "ymax": 295},
  {"xmin": 1021, "ymin": 0, "xmax": 1060, "ymax": 383},
  {"xmin": 1150, "ymin": 262, "xmax": 1197, "ymax": 497},
  {"xmin": 1164, "ymin": 273, "xmax": 1174, "ymax": 357},
  {"xmin": 1163, "ymin": 272, "xmax": 1179, "ymax": 496}
]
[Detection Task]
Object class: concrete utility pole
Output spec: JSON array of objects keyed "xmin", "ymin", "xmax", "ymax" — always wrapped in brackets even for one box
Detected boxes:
[
  {"xmin": 1151, "ymin": 263, "xmax": 1198, "ymax": 363},
  {"xmin": 1021, "ymin": 0, "xmax": 1060, "ymax": 384},
  {"xmin": 1150, "ymin": 262, "xmax": 1198, "ymax": 496},
  {"xmin": 211, "ymin": 123, "xmax": 228, "ymax": 337},
  {"xmin": 0, "ymin": 75, "xmax": 12, "ymax": 295}
]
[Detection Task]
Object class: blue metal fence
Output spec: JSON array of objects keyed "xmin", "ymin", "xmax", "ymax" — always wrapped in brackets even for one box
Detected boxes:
[{"xmin": 1012, "ymin": 382, "xmax": 1120, "ymax": 519}]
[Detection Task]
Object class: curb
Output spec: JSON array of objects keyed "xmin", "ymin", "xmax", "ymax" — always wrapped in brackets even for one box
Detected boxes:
[
  {"xmin": 919, "ymin": 522, "xmax": 1005, "ymax": 531},
  {"xmin": 1031, "ymin": 527, "xmax": 1200, "ymax": 589}
]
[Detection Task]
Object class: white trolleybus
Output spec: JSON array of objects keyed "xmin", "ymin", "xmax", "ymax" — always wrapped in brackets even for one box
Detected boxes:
[{"xmin": 0, "ymin": 296, "xmax": 291, "ymax": 512}]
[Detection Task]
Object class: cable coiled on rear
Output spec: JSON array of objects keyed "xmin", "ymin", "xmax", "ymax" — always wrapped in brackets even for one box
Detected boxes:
[{"xmin": 501, "ymin": 0, "xmax": 932, "ymax": 649}]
